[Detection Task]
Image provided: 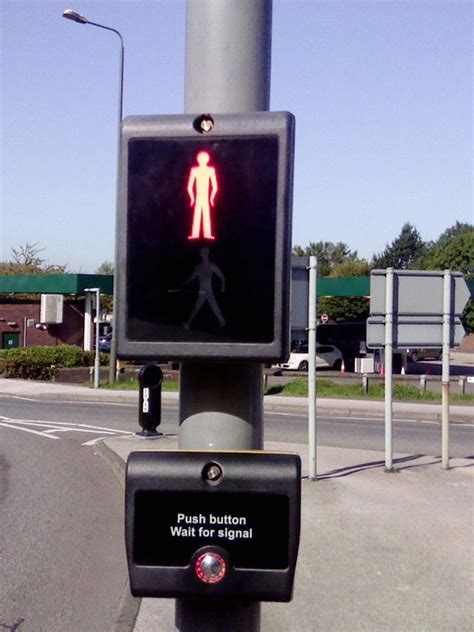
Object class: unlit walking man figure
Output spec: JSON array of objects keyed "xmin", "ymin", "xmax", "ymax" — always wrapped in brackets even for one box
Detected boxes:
[
  {"xmin": 184, "ymin": 247, "xmax": 225, "ymax": 329},
  {"xmin": 187, "ymin": 151, "xmax": 218, "ymax": 240}
]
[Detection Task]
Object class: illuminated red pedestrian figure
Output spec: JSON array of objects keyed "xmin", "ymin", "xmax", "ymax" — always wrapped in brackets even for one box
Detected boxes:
[{"xmin": 187, "ymin": 151, "xmax": 218, "ymax": 240}]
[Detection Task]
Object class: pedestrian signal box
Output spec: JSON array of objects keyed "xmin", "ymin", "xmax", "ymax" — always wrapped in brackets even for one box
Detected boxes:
[{"xmin": 116, "ymin": 112, "xmax": 295, "ymax": 361}]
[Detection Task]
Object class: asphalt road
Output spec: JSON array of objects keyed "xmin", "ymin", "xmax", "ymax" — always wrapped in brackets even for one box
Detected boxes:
[
  {"xmin": 2, "ymin": 394, "xmax": 471, "ymax": 632},
  {"xmin": 1, "ymin": 395, "xmax": 472, "ymax": 457},
  {"xmin": 0, "ymin": 405, "xmax": 128, "ymax": 632}
]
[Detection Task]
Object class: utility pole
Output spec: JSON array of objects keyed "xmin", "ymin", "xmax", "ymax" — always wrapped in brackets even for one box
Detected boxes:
[{"xmin": 177, "ymin": 2, "xmax": 272, "ymax": 630}]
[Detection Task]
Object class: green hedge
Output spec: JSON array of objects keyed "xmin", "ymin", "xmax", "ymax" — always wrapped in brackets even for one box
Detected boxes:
[{"xmin": 2, "ymin": 345, "xmax": 108, "ymax": 381}]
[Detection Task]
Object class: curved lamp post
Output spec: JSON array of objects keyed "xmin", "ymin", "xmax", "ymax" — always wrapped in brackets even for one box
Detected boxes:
[{"xmin": 63, "ymin": 9, "xmax": 123, "ymax": 383}]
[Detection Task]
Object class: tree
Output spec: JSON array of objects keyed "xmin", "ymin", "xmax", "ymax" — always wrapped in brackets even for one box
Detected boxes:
[
  {"xmin": 318, "ymin": 260, "xmax": 370, "ymax": 322},
  {"xmin": 415, "ymin": 222, "xmax": 473, "ymax": 274},
  {"xmin": 415, "ymin": 223, "xmax": 474, "ymax": 332},
  {"xmin": 372, "ymin": 222, "xmax": 425, "ymax": 269},
  {"xmin": 293, "ymin": 241, "xmax": 358, "ymax": 277},
  {"xmin": 0, "ymin": 242, "xmax": 68, "ymax": 275},
  {"xmin": 94, "ymin": 262, "xmax": 115, "ymax": 314},
  {"xmin": 96, "ymin": 261, "xmax": 114, "ymax": 275}
]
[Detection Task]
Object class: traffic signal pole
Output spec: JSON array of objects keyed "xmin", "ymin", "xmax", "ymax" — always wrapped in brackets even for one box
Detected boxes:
[{"xmin": 177, "ymin": 1, "xmax": 272, "ymax": 630}]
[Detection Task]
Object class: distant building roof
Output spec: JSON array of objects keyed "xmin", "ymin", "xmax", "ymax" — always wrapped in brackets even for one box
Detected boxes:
[
  {"xmin": 317, "ymin": 277, "xmax": 370, "ymax": 297},
  {"xmin": 1, "ymin": 272, "xmax": 470, "ymax": 299},
  {"xmin": 0, "ymin": 274, "xmax": 113, "ymax": 295}
]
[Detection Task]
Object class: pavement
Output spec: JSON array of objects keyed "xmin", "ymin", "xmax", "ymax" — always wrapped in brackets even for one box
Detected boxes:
[{"xmin": 0, "ymin": 378, "xmax": 473, "ymax": 631}]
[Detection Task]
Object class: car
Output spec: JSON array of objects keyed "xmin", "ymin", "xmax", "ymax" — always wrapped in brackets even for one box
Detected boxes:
[
  {"xmin": 406, "ymin": 347, "xmax": 442, "ymax": 362},
  {"xmin": 277, "ymin": 344, "xmax": 343, "ymax": 372},
  {"xmin": 98, "ymin": 332, "xmax": 113, "ymax": 353}
]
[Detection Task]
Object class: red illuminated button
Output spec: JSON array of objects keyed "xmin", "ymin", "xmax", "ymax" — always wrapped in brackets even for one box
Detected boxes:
[{"xmin": 195, "ymin": 551, "xmax": 227, "ymax": 584}]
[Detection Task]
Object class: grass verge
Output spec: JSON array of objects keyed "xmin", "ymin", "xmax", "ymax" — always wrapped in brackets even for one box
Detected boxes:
[
  {"xmin": 94, "ymin": 377, "xmax": 474, "ymax": 404},
  {"xmin": 266, "ymin": 378, "xmax": 474, "ymax": 403},
  {"xmin": 93, "ymin": 379, "xmax": 179, "ymax": 392}
]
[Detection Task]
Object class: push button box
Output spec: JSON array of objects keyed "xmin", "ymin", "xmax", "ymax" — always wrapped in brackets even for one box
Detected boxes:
[{"xmin": 125, "ymin": 451, "xmax": 301, "ymax": 602}]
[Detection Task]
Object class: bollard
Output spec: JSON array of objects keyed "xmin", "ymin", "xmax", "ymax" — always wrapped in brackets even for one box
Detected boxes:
[
  {"xmin": 362, "ymin": 373, "xmax": 369, "ymax": 394},
  {"xmin": 458, "ymin": 376, "xmax": 466, "ymax": 396},
  {"xmin": 420, "ymin": 374, "xmax": 427, "ymax": 392},
  {"xmin": 137, "ymin": 363, "xmax": 163, "ymax": 437}
]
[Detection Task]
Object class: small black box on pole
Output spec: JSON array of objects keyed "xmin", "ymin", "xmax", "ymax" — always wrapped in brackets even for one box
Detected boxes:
[
  {"xmin": 115, "ymin": 112, "xmax": 294, "ymax": 362},
  {"xmin": 137, "ymin": 363, "xmax": 163, "ymax": 436}
]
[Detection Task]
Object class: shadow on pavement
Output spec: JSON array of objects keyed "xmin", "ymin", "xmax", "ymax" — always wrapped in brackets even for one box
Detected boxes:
[
  {"xmin": 312, "ymin": 453, "xmax": 425, "ymax": 480},
  {"xmin": 314, "ymin": 452, "xmax": 474, "ymax": 480}
]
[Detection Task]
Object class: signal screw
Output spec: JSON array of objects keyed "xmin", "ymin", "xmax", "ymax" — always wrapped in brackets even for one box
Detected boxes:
[{"xmin": 203, "ymin": 462, "xmax": 223, "ymax": 483}]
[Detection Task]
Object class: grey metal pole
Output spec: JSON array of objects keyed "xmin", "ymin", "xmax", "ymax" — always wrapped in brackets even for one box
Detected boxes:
[
  {"xmin": 108, "ymin": 32, "xmax": 124, "ymax": 384},
  {"xmin": 85, "ymin": 287, "xmax": 101, "ymax": 388},
  {"xmin": 184, "ymin": 0, "xmax": 271, "ymax": 113},
  {"xmin": 94, "ymin": 288, "xmax": 101, "ymax": 389},
  {"xmin": 384, "ymin": 268, "xmax": 394, "ymax": 471},
  {"xmin": 441, "ymin": 270, "xmax": 451, "ymax": 469},
  {"xmin": 308, "ymin": 256, "xmax": 318, "ymax": 481},
  {"xmin": 177, "ymin": 1, "xmax": 272, "ymax": 629}
]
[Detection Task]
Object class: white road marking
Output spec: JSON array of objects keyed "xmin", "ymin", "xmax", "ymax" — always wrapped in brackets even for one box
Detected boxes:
[
  {"xmin": 3, "ymin": 419, "xmax": 70, "ymax": 430},
  {"xmin": 270, "ymin": 411, "xmax": 300, "ymax": 417},
  {"xmin": 0, "ymin": 421, "xmax": 60, "ymax": 439},
  {"xmin": 54, "ymin": 400, "xmax": 136, "ymax": 408},
  {"xmin": 0, "ymin": 418, "xmax": 132, "ymax": 433},
  {"xmin": 0, "ymin": 394, "xmax": 136, "ymax": 408},
  {"xmin": 0, "ymin": 416, "xmax": 133, "ymax": 441},
  {"xmin": 42, "ymin": 428, "xmax": 119, "ymax": 436},
  {"xmin": 82, "ymin": 437, "xmax": 103, "ymax": 446}
]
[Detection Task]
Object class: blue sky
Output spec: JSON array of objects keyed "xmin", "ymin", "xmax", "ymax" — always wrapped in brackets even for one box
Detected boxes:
[{"xmin": 1, "ymin": 0, "xmax": 472, "ymax": 273}]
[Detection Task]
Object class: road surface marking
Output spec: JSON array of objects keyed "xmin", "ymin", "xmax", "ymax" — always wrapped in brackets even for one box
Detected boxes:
[
  {"xmin": 0, "ymin": 421, "xmax": 60, "ymax": 439},
  {"xmin": 82, "ymin": 437, "xmax": 103, "ymax": 446},
  {"xmin": 42, "ymin": 428, "xmax": 119, "ymax": 435},
  {"xmin": 56, "ymin": 399, "xmax": 136, "ymax": 408},
  {"xmin": 0, "ymin": 416, "xmax": 133, "ymax": 440},
  {"xmin": 0, "ymin": 417, "xmax": 132, "ymax": 433}
]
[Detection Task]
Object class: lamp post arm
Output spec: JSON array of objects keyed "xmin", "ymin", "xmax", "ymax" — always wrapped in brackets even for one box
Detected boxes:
[
  {"xmin": 85, "ymin": 21, "xmax": 124, "ymax": 48},
  {"xmin": 85, "ymin": 21, "xmax": 124, "ymax": 121}
]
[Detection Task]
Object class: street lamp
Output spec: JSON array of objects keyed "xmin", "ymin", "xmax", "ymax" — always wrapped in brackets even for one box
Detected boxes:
[
  {"xmin": 62, "ymin": 9, "xmax": 87, "ymax": 24},
  {"xmin": 63, "ymin": 9, "xmax": 123, "ymax": 383},
  {"xmin": 84, "ymin": 288, "xmax": 101, "ymax": 389}
]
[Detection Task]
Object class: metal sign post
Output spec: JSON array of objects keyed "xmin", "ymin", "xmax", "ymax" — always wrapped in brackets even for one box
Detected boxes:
[
  {"xmin": 84, "ymin": 287, "xmax": 101, "ymax": 389},
  {"xmin": 367, "ymin": 269, "xmax": 471, "ymax": 470},
  {"xmin": 383, "ymin": 269, "xmax": 394, "ymax": 471},
  {"xmin": 308, "ymin": 256, "xmax": 318, "ymax": 481},
  {"xmin": 441, "ymin": 270, "xmax": 451, "ymax": 469}
]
